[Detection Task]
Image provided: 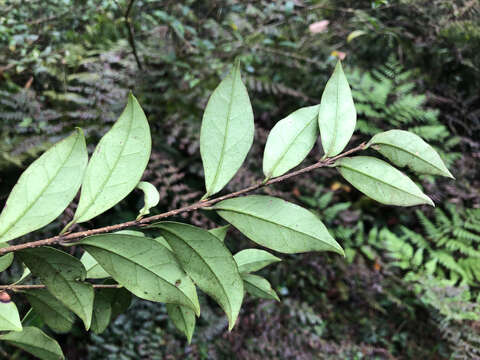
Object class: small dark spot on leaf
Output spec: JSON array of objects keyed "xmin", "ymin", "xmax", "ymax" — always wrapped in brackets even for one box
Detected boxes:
[{"xmin": 175, "ymin": 279, "xmax": 181, "ymax": 287}]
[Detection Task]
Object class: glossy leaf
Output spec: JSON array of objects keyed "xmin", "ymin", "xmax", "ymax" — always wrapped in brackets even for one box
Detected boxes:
[
  {"xmin": 336, "ymin": 156, "xmax": 434, "ymax": 206},
  {"xmin": 80, "ymin": 251, "xmax": 110, "ymax": 279},
  {"xmin": 214, "ymin": 195, "xmax": 343, "ymax": 255},
  {"xmin": 242, "ymin": 274, "xmax": 279, "ymax": 301},
  {"xmin": 17, "ymin": 247, "xmax": 94, "ymax": 330},
  {"xmin": 90, "ymin": 291, "xmax": 112, "ymax": 334},
  {"xmin": 72, "ymin": 93, "xmax": 151, "ymax": 224},
  {"xmin": 154, "ymin": 222, "xmax": 244, "ymax": 330},
  {"xmin": 0, "ymin": 129, "xmax": 87, "ymax": 243},
  {"xmin": 77, "ymin": 234, "xmax": 200, "ymax": 315},
  {"xmin": 0, "ymin": 326, "xmax": 64, "ymax": 360},
  {"xmin": 234, "ymin": 249, "xmax": 281, "ymax": 273},
  {"xmin": 318, "ymin": 61, "xmax": 356, "ymax": 157},
  {"xmin": 263, "ymin": 105, "xmax": 319, "ymax": 178},
  {"xmin": 136, "ymin": 181, "xmax": 160, "ymax": 219},
  {"xmin": 0, "ymin": 244, "xmax": 13, "ymax": 272},
  {"xmin": 24, "ymin": 289, "xmax": 75, "ymax": 333},
  {"xmin": 200, "ymin": 60, "xmax": 254, "ymax": 197},
  {"xmin": 166, "ymin": 304, "xmax": 196, "ymax": 343},
  {"xmin": 0, "ymin": 300, "xmax": 22, "ymax": 331},
  {"xmin": 367, "ymin": 130, "xmax": 454, "ymax": 178},
  {"xmin": 208, "ymin": 225, "xmax": 230, "ymax": 242}
]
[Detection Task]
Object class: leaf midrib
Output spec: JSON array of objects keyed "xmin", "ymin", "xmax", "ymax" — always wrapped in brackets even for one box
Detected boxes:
[{"xmin": 0, "ymin": 133, "xmax": 80, "ymax": 240}]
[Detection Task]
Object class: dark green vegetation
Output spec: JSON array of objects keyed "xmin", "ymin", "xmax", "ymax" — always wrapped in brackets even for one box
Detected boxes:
[{"xmin": 1, "ymin": 0, "xmax": 479, "ymax": 359}]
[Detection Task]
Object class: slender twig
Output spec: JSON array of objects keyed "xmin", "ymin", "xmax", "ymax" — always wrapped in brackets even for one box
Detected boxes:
[
  {"xmin": 0, "ymin": 284, "xmax": 122, "ymax": 291},
  {"xmin": 123, "ymin": 0, "xmax": 143, "ymax": 70},
  {"xmin": 0, "ymin": 142, "xmax": 366, "ymax": 256}
]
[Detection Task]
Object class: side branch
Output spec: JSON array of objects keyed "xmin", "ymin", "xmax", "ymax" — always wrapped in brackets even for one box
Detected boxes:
[{"xmin": 0, "ymin": 142, "xmax": 366, "ymax": 256}]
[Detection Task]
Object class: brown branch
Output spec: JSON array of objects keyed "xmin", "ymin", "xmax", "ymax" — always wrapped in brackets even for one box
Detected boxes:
[
  {"xmin": 0, "ymin": 284, "xmax": 122, "ymax": 291},
  {"xmin": 124, "ymin": 0, "xmax": 143, "ymax": 70},
  {"xmin": 0, "ymin": 142, "xmax": 366, "ymax": 256}
]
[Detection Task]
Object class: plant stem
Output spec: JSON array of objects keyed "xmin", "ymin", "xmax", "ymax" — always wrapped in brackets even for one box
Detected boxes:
[
  {"xmin": 0, "ymin": 284, "xmax": 122, "ymax": 291},
  {"xmin": 0, "ymin": 142, "xmax": 366, "ymax": 256}
]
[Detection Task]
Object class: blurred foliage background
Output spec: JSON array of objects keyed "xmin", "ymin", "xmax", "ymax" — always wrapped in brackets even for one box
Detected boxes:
[{"xmin": 0, "ymin": 0, "xmax": 479, "ymax": 359}]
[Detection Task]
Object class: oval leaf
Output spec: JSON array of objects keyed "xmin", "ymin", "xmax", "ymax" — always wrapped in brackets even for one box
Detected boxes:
[
  {"xmin": 153, "ymin": 222, "xmax": 244, "ymax": 330},
  {"xmin": 234, "ymin": 249, "xmax": 281, "ymax": 274},
  {"xmin": 200, "ymin": 60, "xmax": 254, "ymax": 197},
  {"xmin": 213, "ymin": 195, "xmax": 343, "ymax": 255},
  {"xmin": 0, "ymin": 129, "xmax": 87, "ymax": 243},
  {"xmin": 166, "ymin": 304, "xmax": 196, "ymax": 343},
  {"xmin": 0, "ymin": 326, "xmax": 65, "ymax": 360},
  {"xmin": 0, "ymin": 300, "xmax": 22, "ymax": 331},
  {"xmin": 208, "ymin": 225, "xmax": 230, "ymax": 242},
  {"xmin": 367, "ymin": 129, "xmax": 454, "ymax": 178},
  {"xmin": 242, "ymin": 274, "xmax": 279, "ymax": 301},
  {"xmin": 335, "ymin": 156, "xmax": 434, "ymax": 206},
  {"xmin": 263, "ymin": 105, "xmax": 319, "ymax": 178},
  {"xmin": 136, "ymin": 181, "xmax": 160, "ymax": 219},
  {"xmin": 24, "ymin": 289, "xmax": 75, "ymax": 334},
  {"xmin": 72, "ymin": 93, "xmax": 151, "ymax": 224},
  {"xmin": 91, "ymin": 291, "xmax": 112, "ymax": 334},
  {"xmin": 318, "ymin": 61, "xmax": 356, "ymax": 157},
  {"xmin": 17, "ymin": 247, "xmax": 94, "ymax": 330},
  {"xmin": 77, "ymin": 234, "xmax": 200, "ymax": 315}
]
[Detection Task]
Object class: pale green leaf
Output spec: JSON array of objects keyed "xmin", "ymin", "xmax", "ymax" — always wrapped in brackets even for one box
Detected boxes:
[
  {"xmin": 153, "ymin": 222, "xmax": 244, "ymax": 330},
  {"xmin": 0, "ymin": 129, "xmax": 87, "ymax": 243},
  {"xmin": 24, "ymin": 289, "xmax": 75, "ymax": 333},
  {"xmin": 367, "ymin": 130, "xmax": 454, "ymax": 178},
  {"xmin": 80, "ymin": 251, "xmax": 110, "ymax": 279},
  {"xmin": 200, "ymin": 60, "xmax": 254, "ymax": 197},
  {"xmin": 0, "ymin": 301, "xmax": 22, "ymax": 331},
  {"xmin": 77, "ymin": 234, "xmax": 200, "ymax": 315},
  {"xmin": 335, "ymin": 156, "xmax": 434, "ymax": 206},
  {"xmin": 318, "ymin": 61, "xmax": 356, "ymax": 157},
  {"xmin": 17, "ymin": 247, "xmax": 94, "ymax": 330},
  {"xmin": 347, "ymin": 30, "xmax": 367, "ymax": 43},
  {"xmin": 213, "ymin": 195, "xmax": 343, "ymax": 255},
  {"xmin": 154, "ymin": 236, "xmax": 172, "ymax": 250},
  {"xmin": 263, "ymin": 105, "xmax": 319, "ymax": 178},
  {"xmin": 242, "ymin": 274, "xmax": 279, "ymax": 301},
  {"xmin": 0, "ymin": 326, "xmax": 65, "ymax": 360},
  {"xmin": 166, "ymin": 304, "xmax": 196, "ymax": 343},
  {"xmin": 234, "ymin": 249, "xmax": 281, "ymax": 273},
  {"xmin": 115, "ymin": 230, "xmax": 145, "ymax": 236},
  {"xmin": 72, "ymin": 93, "xmax": 151, "ymax": 224},
  {"xmin": 208, "ymin": 225, "xmax": 230, "ymax": 242},
  {"xmin": 136, "ymin": 181, "xmax": 160, "ymax": 219},
  {"xmin": 90, "ymin": 291, "xmax": 112, "ymax": 334},
  {"xmin": 0, "ymin": 244, "xmax": 13, "ymax": 272}
]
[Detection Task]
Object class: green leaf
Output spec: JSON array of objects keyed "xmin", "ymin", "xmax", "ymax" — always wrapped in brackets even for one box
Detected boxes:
[
  {"xmin": 0, "ymin": 300, "xmax": 22, "ymax": 331},
  {"xmin": 24, "ymin": 289, "xmax": 75, "ymax": 333},
  {"xmin": 0, "ymin": 326, "xmax": 65, "ymax": 360},
  {"xmin": 0, "ymin": 244, "xmax": 13, "ymax": 272},
  {"xmin": 17, "ymin": 247, "xmax": 94, "ymax": 330},
  {"xmin": 335, "ymin": 156, "xmax": 434, "ymax": 207},
  {"xmin": 77, "ymin": 234, "xmax": 200, "ymax": 315},
  {"xmin": 242, "ymin": 274, "xmax": 279, "ymax": 301},
  {"xmin": 21, "ymin": 309, "xmax": 44, "ymax": 328},
  {"xmin": 72, "ymin": 93, "xmax": 151, "ymax": 224},
  {"xmin": 213, "ymin": 195, "xmax": 344, "ymax": 255},
  {"xmin": 90, "ymin": 291, "xmax": 112, "ymax": 334},
  {"xmin": 153, "ymin": 222, "xmax": 244, "ymax": 330},
  {"xmin": 200, "ymin": 60, "xmax": 254, "ymax": 197},
  {"xmin": 234, "ymin": 249, "xmax": 281, "ymax": 273},
  {"xmin": 318, "ymin": 61, "xmax": 356, "ymax": 157},
  {"xmin": 99, "ymin": 285, "xmax": 132, "ymax": 320},
  {"xmin": 136, "ymin": 181, "xmax": 160, "ymax": 220},
  {"xmin": 166, "ymin": 304, "xmax": 196, "ymax": 343},
  {"xmin": 0, "ymin": 129, "xmax": 87, "ymax": 243},
  {"xmin": 208, "ymin": 225, "xmax": 230, "ymax": 242},
  {"xmin": 80, "ymin": 251, "xmax": 110, "ymax": 279},
  {"xmin": 263, "ymin": 105, "xmax": 319, "ymax": 178},
  {"xmin": 367, "ymin": 130, "xmax": 454, "ymax": 178}
]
